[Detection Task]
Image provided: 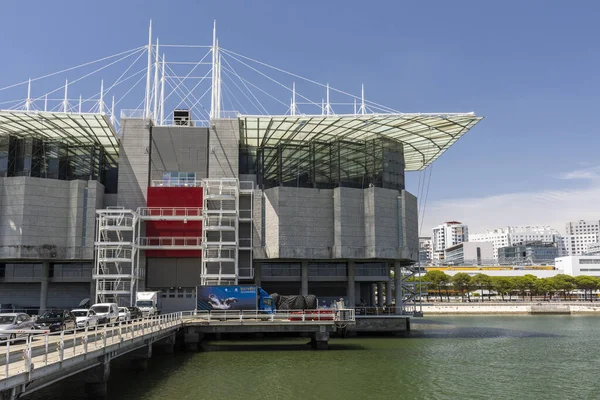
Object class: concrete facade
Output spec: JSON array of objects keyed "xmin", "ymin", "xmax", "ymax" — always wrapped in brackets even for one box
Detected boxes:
[
  {"xmin": 150, "ymin": 126, "xmax": 210, "ymax": 181},
  {"xmin": 117, "ymin": 118, "xmax": 151, "ymax": 210}
]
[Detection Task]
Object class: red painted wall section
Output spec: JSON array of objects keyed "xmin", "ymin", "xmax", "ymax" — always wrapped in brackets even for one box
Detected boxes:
[{"xmin": 145, "ymin": 187, "xmax": 203, "ymax": 257}]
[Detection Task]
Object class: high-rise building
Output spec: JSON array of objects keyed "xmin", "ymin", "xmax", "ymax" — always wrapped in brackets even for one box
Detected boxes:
[
  {"xmin": 419, "ymin": 237, "xmax": 432, "ymax": 264},
  {"xmin": 431, "ymin": 222, "xmax": 468, "ymax": 263},
  {"xmin": 563, "ymin": 220, "xmax": 600, "ymax": 256},
  {"xmin": 470, "ymin": 226, "xmax": 561, "ymax": 261}
]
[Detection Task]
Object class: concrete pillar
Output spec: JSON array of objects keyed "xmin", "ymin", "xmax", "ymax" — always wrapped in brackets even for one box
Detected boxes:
[
  {"xmin": 386, "ymin": 278, "xmax": 393, "ymax": 306},
  {"xmin": 311, "ymin": 328, "xmax": 329, "ymax": 350},
  {"xmin": 347, "ymin": 261, "xmax": 355, "ymax": 308},
  {"xmin": 254, "ymin": 261, "xmax": 262, "ymax": 287},
  {"xmin": 370, "ymin": 283, "xmax": 377, "ymax": 307},
  {"xmin": 85, "ymin": 356, "xmax": 110, "ymax": 399},
  {"xmin": 394, "ymin": 261, "xmax": 402, "ymax": 315},
  {"xmin": 90, "ymin": 280, "xmax": 96, "ymax": 306},
  {"xmin": 355, "ymin": 282, "xmax": 361, "ymax": 307},
  {"xmin": 184, "ymin": 327, "xmax": 204, "ymax": 352},
  {"xmin": 154, "ymin": 333, "xmax": 176, "ymax": 354},
  {"xmin": 130, "ymin": 343, "xmax": 152, "ymax": 370},
  {"xmin": 377, "ymin": 283, "xmax": 384, "ymax": 307},
  {"xmin": 40, "ymin": 261, "xmax": 49, "ymax": 313},
  {"xmin": 301, "ymin": 261, "xmax": 308, "ymax": 296}
]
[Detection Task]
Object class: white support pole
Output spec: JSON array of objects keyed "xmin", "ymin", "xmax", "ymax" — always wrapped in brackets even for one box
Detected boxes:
[
  {"xmin": 354, "ymin": 98, "xmax": 357, "ymax": 115},
  {"xmin": 152, "ymin": 38, "xmax": 160, "ymax": 121},
  {"xmin": 144, "ymin": 20, "xmax": 153, "ymax": 119},
  {"xmin": 360, "ymin": 83, "xmax": 365, "ymax": 115},
  {"xmin": 210, "ymin": 20, "xmax": 218, "ymax": 119},
  {"xmin": 291, "ymin": 82, "xmax": 296, "ymax": 116},
  {"xmin": 326, "ymin": 83, "xmax": 330, "ymax": 115},
  {"xmin": 44, "ymin": 94, "xmax": 48, "ymax": 112},
  {"xmin": 63, "ymin": 79, "xmax": 69, "ymax": 113},
  {"xmin": 111, "ymin": 95, "xmax": 115, "ymax": 126},
  {"xmin": 160, "ymin": 53, "xmax": 165, "ymax": 125},
  {"xmin": 99, "ymin": 80, "xmax": 104, "ymax": 114},
  {"xmin": 321, "ymin": 99, "xmax": 324, "ymax": 115},
  {"xmin": 25, "ymin": 79, "xmax": 31, "ymax": 112},
  {"xmin": 78, "ymin": 95, "xmax": 82, "ymax": 113}
]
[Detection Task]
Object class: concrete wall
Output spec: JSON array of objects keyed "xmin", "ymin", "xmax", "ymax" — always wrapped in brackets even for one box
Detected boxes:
[
  {"xmin": 209, "ymin": 119, "xmax": 239, "ymax": 179},
  {"xmin": 0, "ymin": 177, "xmax": 103, "ymax": 260},
  {"xmin": 256, "ymin": 186, "xmax": 419, "ymax": 261},
  {"xmin": 146, "ymin": 258, "xmax": 202, "ymax": 288},
  {"xmin": 117, "ymin": 118, "xmax": 151, "ymax": 210},
  {"xmin": 150, "ymin": 126, "xmax": 209, "ymax": 181}
]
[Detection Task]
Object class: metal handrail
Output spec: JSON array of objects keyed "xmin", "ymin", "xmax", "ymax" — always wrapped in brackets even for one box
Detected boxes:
[
  {"xmin": 137, "ymin": 237, "xmax": 203, "ymax": 247},
  {"xmin": 150, "ymin": 180, "xmax": 203, "ymax": 188},
  {"xmin": 137, "ymin": 207, "xmax": 203, "ymax": 217}
]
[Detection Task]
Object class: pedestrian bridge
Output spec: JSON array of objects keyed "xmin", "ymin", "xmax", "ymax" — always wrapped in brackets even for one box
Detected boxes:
[{"xmin": 0, "ymin": 309, "xmax": 355, "ymax": 399}]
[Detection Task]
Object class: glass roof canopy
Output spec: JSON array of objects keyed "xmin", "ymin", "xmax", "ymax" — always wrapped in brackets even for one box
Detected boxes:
[
  {"xmin": 0, "ymin": 110, "xmax": 119, "ymax": 166},
  {"xmin": 239, "ymin": 113, "xmax": 483, "ymax": 171}
]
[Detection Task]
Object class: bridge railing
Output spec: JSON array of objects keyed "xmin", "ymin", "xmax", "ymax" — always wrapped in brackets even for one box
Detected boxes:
[
  {"xmin": 189, "ymin": 309, "xmax": 355, "ymax": 323},
  {"xmin": 0, "ymin": 312, "xmax": 184, "ymax": 380}
]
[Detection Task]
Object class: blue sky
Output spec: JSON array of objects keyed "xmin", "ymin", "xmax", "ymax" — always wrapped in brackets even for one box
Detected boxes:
[{"xmin": 1, "ymin": 0, "xmax": 600, "ymax": 234}]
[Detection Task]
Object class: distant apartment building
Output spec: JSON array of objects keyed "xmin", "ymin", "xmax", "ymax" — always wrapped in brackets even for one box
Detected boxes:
[
  {"xmin": 419, "ymin": 237, "xmax": 432, "ymax": 264},
  {"xmin": 444, "ymin": 242, "xmax": 493, "ymax": 265},
  {"xmin": 555, "ymin": 256, "xmax": 600, "ymax": 277},
  {"xmin": 563, "ymin": 220, "xmax": 600, "ymax": 256},
  {"xmin": 431, "ymin": 222, "xmax": 468, "ymax": 264},
  {"xmin": 498, "ymin": 242, "xmax": 558, "ymax": 265},
  {"xmin": 470, "ymin": 226, "xmax": 561, "ymax": 261}
]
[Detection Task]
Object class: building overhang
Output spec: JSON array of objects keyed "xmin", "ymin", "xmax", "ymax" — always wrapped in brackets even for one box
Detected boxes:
[
  {"xmin": 239, "ymin": 113, "xmax": 483, "ymax": 171},
  {"xmin": 0, "ymin": 110, "xmax": 120, "ymax": 166}
]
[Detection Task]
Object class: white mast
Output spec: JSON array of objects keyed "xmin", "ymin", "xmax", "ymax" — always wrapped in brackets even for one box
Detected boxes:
[
  {"xmin": 160, "ymin": 53, "xmax": 165, "ymax": 125},
  {"xmin": 78, "ymin": 95, "xmax": 82, "ymax": 113},
  {"xmin": 210, "ymin": 20, "xmax": 221, "ymax": 119},
  {"xmin": 360, "ymin": 84, "xmax": 366, "ymax": 115},
  {"xmin": 325, "ymin": 83, "xmax": 331, "ymax": 115},
  {"xmin": 111, "ymin": 95, "xmax": 115, "ymax": 125},
  {"xmin": 62, "ymin": 79, "xmax": 69, "ymax": 113},
  {"xmin": 25, "ymin": 79, "xmax": 31, "ymax": 112},
  {"xmin": 152, "ymin": 38, "xmax": 160, "ymax": 121},
  {"xmin": 144, "ymin": 20, "xmax": 153, "ymax": 119},
  {"xmin": 99, "ymin": 80, "xmax": 104, "ymax": 114},
  {"xmin": 44, "ymin": 94, "xmax": 48, "ymax": 112},
  {"xmin": 291, "ymin": 82, "xmax": 297, "ymax": 115}
]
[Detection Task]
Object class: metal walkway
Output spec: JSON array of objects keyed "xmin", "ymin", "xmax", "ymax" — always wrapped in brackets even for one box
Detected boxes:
[{"xmin": 0, "ymin": 309, "xmax": 355, "ymax": 399}]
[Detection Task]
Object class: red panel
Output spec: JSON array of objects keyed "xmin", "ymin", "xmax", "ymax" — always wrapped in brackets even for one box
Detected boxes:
[{"xmin": 146, "ymin": 187, "xmax": 203, "ymax": 257}]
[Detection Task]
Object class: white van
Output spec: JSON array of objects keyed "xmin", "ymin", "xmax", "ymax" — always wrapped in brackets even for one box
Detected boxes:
[{"xmin": 89, "ymin": 303, "xmax": 119, "ymax": 325}]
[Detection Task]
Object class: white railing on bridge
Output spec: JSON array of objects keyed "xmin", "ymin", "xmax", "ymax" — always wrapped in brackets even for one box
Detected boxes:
[
  {"xmin": 190, "ymin": 309, "xmax": 355, "ymax": 324},
  {"xmin": 0, "ymin": 312, "xmax": 183, "ymax": 381}
]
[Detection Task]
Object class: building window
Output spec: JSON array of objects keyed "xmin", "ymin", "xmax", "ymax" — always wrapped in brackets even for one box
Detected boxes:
[{"xmin": 162, "ymin": 172, "xmax": 196, "ymax": 187}]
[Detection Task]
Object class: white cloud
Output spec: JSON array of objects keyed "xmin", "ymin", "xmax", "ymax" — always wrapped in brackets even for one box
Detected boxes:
[
  {"xmin": 559, "ymin": 166, "xmax": 600, "ymax": 181},
  {"xmin": 420, "ymin": 183, "xmax": 600, "ymax": 235}
]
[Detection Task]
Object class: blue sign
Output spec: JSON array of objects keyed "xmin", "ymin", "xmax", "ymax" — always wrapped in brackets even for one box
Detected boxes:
[{"xmin": 196, "ymin": 285, "xmax": 257, "ymax": 311}]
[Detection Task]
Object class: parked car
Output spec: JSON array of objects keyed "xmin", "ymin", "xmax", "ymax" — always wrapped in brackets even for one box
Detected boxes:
[
  {"xmin": 89, "ymin": 303, "xmax": 119, "ymax": 325},
  {"xmin": 0, "ymin": 313, "xmax": 35, "ymax": 342},
  {"xmin": 118, "ymin": 307, "xmax": 131, "ymax": 322},
  {"xmin": 127, "ymin": 306, "xmax": 143, "ymax": 320},
  {"xmin": 34, "ymin": 310, "xmax": 76, "ymax": 332},
  {"xmin": 71, "ymin": 309, "xmax": 99, "ymax": 329}
]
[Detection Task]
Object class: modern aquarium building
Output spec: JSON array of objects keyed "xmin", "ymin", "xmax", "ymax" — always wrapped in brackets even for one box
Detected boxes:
[{"xmin": 0, "ymin": 23, "xmax": 482, "ymax": 314}]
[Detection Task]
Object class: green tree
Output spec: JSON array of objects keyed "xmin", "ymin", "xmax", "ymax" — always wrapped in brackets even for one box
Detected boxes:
[
  {"xmin": 575, "ymin": 276, "xmax": 598, "ymax": 301},
  {"xmin": 471, "ymin": 274, "xmax": 493, "ymax": 301},
  {"xmin": 512, "ymin": 275, "xmax": 537, "ymax": 300},
  {"xmin": 533, "ymin": 278, "xmax": 555, "ymax": 301},
  {"xmin": 492, "ymin": 277, "xmax": 514, "ymax": 301},
  {"xmin": 452, "ymin": 273, "xmax": 473, "ymax": 302},
  {"xmin": 423, "ymin": 270, "xmax": 451, "ymax": 302},
  {"xmin": 551, "ymin": 274, "xmax": 576, "ymax": 300}
]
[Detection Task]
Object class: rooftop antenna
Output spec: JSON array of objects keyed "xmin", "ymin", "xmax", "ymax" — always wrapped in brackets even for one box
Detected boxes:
[
  {"xmin": 62, "ymin": 79, "xmax": 69, "ymax": 113},
  {"xmin": 78, "ymin": 95, "xmax": 82, "ymax": 113},
  {"xmin": 321, "ymin": 98, "xmax": 324, "ymax": 115},
  {"xmin": 152, "ymin": 38, "xmax": 160, "ymax": 121},
  {"xmin": 160, "ymin": 53, "xmax": 165, "ymax": 125},
  {"xmin": 44, "ymin": 94, "xmax": 48, "ymax": 112},
  {"xmin": 144, "ymin": 20, "xmax": 153, "ymax": 119},
  {"xmin": 25, "ymin": 79, "xmax": 31, "ymax": 112},
  {"xmin": 353, "ymin": 98, "xmax": 357, "ymax": 115},
  {"xmin": 325, "ymin": 83, "xmax": 331, "ymax": 115},
  {"xmin": 99, "ymin": 79, "xmax": 104, "ymax": 114},
  {"xmin": 359, "ymin": 84, "xmax": 366, "ymax": 115}
]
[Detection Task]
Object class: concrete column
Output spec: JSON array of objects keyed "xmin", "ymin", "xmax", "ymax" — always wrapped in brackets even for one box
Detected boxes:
[
  {"xmin": 377, "ymin": 283, "xmax": 384, "ymax": 307},
  {"xmin": 89, "ymin": 280, "xmax": 96, "ymax": 305},
  {"xmin": 130, "ymin": 343, "xmax": 152, "ymax": 370},
  {"xmin": 370, "ymin": 283, "xmax": 377, "ymax": 307},
  {"xmin": 85, "ymin": 356, "xmax": 110, "ymax": 398},
  {"xmin": 311, "ymin": 327, "xmax": 329, "ymax": 350},
  {"xmin": 301, "ymin": 261, "xmax": 308, "ymax": 296},
  {"xmin": 347, "ymin": 261, "xmax": 355, "ymax": 308},
  {"xmin": 184, "ymin": 327, "xmax": 205, "ymax": 352},
  {"xmin": 39, "ymin": 261, "xmax": 50, "ymax": 313},
  {"xmin": 386, "ymin": 278, "xmax": 393, "ymax": 306},
  {"xmin": 254, "ymin": 261, "xmax": 262, "ymax": 287},
  {"xmin": 394, "ymin": 261, "xmax": 402, "ymax": 315},
  {"xmin": 154, "ymin": 333, "xmax": 176, "ymax": 354}
]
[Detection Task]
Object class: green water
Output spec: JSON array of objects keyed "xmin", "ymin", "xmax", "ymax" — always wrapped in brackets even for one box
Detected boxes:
[{"xmin": 25, "ymin": 316, "xmax": 600, "ymax": 399}]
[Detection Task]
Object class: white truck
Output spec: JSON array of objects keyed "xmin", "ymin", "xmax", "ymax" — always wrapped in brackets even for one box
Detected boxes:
[{"xmin": 135, "ymin": 291, "xmax": 161, "ymax": 317}]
